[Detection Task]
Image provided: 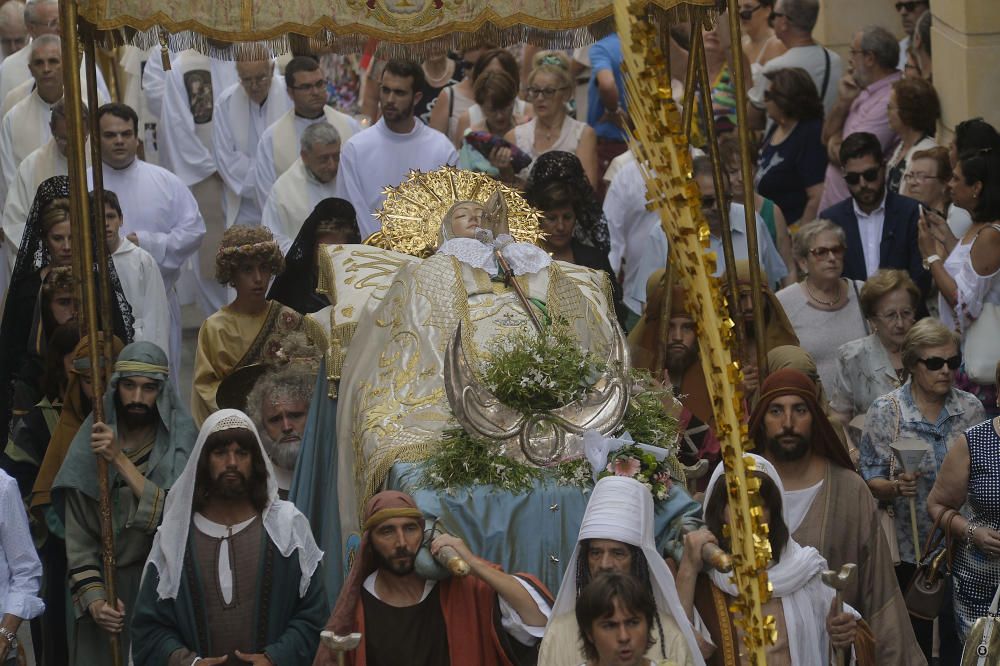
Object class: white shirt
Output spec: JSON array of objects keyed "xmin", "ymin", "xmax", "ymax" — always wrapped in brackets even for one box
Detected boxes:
[
  {"xmin": 0, "ymin": 88, "xmax": 54, "ymax": 205},
  {"xmin": 111, "ymin": 237, "xmax": 172, "ymax": 363},
  {"xmin": 335, "ymin": 117, "xmax": 459, "ymax": 237},
  {"xmin": 0, "ymin": 43, "xmax": 109, "ymax": 113},
  {"xmin": 749, "ymin": 44, "xmax": 843, "ymax": 114},
  {"xmin": 0, "ymin": 470, "xmax": 43, "ymax": 620},
  {"xmin": 782, "ymin": 479, "xmax": 824, "ymax": 534},
  {"xmin": 629, "ymin": 202, "xmax": 789, "ymax": 310},
  {"xmin": 261, "ymin": 158, "xmax": 337, "ymax": 254},
  {"xmin": 253, "ymin": 107, "xmax": 361, "ymax": 210},
  {"xmin": 852, "ymin": 194, "xmax": 887, "ymax": 278},
  {"xmin": 212, "ymin": 75, "xmax": 290, "ymax": 226},
  {"xmin": 603, "ymin": 153, "xmax": 659, "ymax": 314}
]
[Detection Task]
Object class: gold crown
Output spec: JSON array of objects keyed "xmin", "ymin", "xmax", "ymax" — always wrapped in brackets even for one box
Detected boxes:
[{"xmin": 368, "ymin": 166, "xmax": 544, "ymax": 257}]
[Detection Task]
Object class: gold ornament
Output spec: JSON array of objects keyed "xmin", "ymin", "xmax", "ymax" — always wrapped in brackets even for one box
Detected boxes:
[
  {"xmin": 366, "ymin": 166, "xmax": 544, "ymax": 257},
  {"xmin": 614, "ymin": 0, "xmax": 775, "ymax": 662}
]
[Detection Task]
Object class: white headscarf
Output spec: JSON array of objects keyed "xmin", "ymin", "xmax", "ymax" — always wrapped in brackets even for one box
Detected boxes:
[
  {"xmin": 550, "ymin": 476, "xmax": 704, "ymax": 665},
  {"xmin": 703, "ymin": 454, "xmax": 856, "ymax": 665},
  {"xmin": 143, "ymin": 409, "xmax": 323, "ymax": 600}
]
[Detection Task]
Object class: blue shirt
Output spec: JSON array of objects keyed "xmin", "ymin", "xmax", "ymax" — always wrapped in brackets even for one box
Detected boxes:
[{"xmin": 587, "ymin": 35, "xmax": 627, "ymax": 142}]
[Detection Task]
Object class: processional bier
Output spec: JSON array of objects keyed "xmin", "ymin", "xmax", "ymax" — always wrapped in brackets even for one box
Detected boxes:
[{"xmin": 61, "ymin": 0, "xmax": 775, "ymax": 661}]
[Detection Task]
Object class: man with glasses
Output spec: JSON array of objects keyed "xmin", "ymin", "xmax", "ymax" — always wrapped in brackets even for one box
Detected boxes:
[
  {"xmin": 820, "ymin": 25, "xmax": 902, "ymax": 211},
  {"xmin": 253, "ymin": 55, "xmax": 359, "ymax": 212},
  {"xmin": 0, "ymin": 2, "xmax": 27, "ymax": 64},
  {"xmin": 820, "ymin": 131, "xmax": 926, "ymax": 291},
  {"xmin": 894, "ymin": 0, "xmax": 929, "ymax": 70},
  {"xmin": 747, "ymin": 0, "xmax": 842, "ymax": 128},
  {"xmin": 335, "ymin": 59, "xmax": 458, "ymax": 237},
  {"xmin": 213, "ymin": 57, "xmax": 290, "ymax": 228}
]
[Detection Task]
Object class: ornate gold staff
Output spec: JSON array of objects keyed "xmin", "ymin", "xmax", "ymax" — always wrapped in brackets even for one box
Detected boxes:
[
  {"xmin": 60, "ymin": 2, "xmax": 121, "ymax": 664},
  {"xmin": 614, "ymin": 1, "xmax": 775, "ymax": 661}
]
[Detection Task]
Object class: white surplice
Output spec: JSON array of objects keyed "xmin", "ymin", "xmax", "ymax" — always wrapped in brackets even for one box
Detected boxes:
[
  {"xmin": 334, "ymin": 117, "xmax": 459, "ymax": 237},
  {"xmin": 111, "ymin": 237, "xmax": 172, "ymax": 363},
  {"xmin": 261, "ymin": 158, "xmax": 337, "ymax": 254},
  {"xmin": 1, "ymin": 137, "xmax": 73, "ymax": 268},
  {"xmin": 252, "ymin": 106, "xmax": 360, "ymax": 209},
  {"xmin": 0, "ymin": 87, "xmax": 56, "ymax": 207},
  {"xmin": 89, "ymin": 158, "xmax": 206, "ymax": 375},
  {"xmin": 212, "ymin": 74, "xmax": 290, "ymax": 227}
]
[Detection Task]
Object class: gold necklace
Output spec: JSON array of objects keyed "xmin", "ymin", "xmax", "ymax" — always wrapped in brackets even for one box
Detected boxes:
[{"xmin": 804, "ymin": 279, "xmax": 842, "ymax": 307}]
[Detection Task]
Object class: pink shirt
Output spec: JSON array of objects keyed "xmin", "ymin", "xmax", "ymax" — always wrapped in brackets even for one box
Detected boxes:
[{"xmin": 819, "ymin": 71, "xmax": 901, "ymax": 211}]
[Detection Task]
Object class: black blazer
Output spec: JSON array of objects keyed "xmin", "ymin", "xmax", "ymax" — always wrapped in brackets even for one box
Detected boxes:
[{"xmin": 820, "ymin": 190, "xmax": 929, "ymax": 294}]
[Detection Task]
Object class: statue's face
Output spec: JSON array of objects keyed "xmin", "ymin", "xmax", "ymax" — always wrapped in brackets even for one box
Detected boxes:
[{"xmin": 448, "ymin": 202, "xmax": 486, "ymax": 239}]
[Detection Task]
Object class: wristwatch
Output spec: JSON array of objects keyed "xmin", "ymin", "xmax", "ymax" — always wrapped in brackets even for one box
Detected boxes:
[
  {"xmin": 0, "ymin": 626, "xmax": 17, "ymax": 651},
  {"xmin": 922, "ymin": 254, "xmax": 941, "ymax": 270}
]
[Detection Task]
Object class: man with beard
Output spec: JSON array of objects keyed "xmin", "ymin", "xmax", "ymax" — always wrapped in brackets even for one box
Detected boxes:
[
  {"xmin": 313, "ymin": 489, "xmax": 551, "ymax": 666},
  {"xmin": 334, "ymin": 59, "xmax": 458, "ymax": 236},
  {"xmin": 820, "ymin": 131, "xmax": 925, "ymax": 290},
  {"xmin": 749, "ymin": 367, "xmax": 926, "ymax": 665},
  {"xmin": 51, "ymin": 341, "xmax": 197, "ymax": 664},
  {"xmin": 246, "ymin": 363, "xmax": 314, "ymax": 496},
  {"xmin": 131, "ymin": 409, "xmax": 326, "ymax": 665}
]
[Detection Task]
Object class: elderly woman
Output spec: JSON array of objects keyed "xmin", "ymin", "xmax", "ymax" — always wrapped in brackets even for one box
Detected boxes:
[
  {"xmin": 776, "ymin": 219, "xmax": 868, "ymax": 391},
  {"xmin": 904, "ymin": 146, "xmax": 973, "ymax": 246},
  {"xmin": 506, "ymin": 51, "xmax": 597, "ymax": 188},
  {"xmin": 928, "ymin": 362, "xmax": 1000, "ymax": 644},
  {"xmin": 859, "ymin": 318, "xmax": 984, "ymax": 659},
  {"xmin": 755, "ymin": 67, "xmax": 828, "ymax": 227},
  {"xmin": 887, "ymin": 77, "xmax": 940, "ymax": 195},
  {"xmin": 829, "ymin": 269, "xmax": 921, "ymax": 424}
]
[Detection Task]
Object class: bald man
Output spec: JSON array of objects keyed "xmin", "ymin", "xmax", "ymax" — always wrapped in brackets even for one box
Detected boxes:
[{"xmin": 0, "ymin": 2, "xmax": 27, "ymax": 63}]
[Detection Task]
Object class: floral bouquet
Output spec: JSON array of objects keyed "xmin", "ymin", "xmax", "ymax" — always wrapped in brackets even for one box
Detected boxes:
[{"xmin": 600, "ymin": 444, "xmax": 674, "ymax": 501}]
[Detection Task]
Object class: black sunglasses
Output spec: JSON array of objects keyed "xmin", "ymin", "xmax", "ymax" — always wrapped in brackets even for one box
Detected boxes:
[
  {"xmin": 739, "ymin": 4, "xmax": 764, "ymax": 20},
  {"xmin": 895, "ymin": 1, "xmax": 928, "ymax": 12},
  {"xmin": 843, "ymin": 166, "xmax": 881, "ymax": 186},
  {"xmin": 917, "ymin": 354, "xmax": 962, "ymax": 371},
  {"xmin": 767, "ymin": 10, "xmax": 785, "ymax": 26}
]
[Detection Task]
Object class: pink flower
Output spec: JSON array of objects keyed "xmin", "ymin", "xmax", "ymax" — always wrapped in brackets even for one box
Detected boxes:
[{"xmin": 611, "ymin": 456, "xmax": 641, "ymax": 477}]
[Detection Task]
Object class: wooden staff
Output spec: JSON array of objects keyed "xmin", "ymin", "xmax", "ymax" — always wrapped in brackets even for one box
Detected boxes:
[
  {"xmin": 59, "ymin": 3, "xmax": 121, "ymax": 665},
  {"xmin": 653, "ymin": 263, "xmax": 676, "ymax": 375},
  {"xmin": 681, "ymin": 17, "xmax": 700, "ymax": 139}
]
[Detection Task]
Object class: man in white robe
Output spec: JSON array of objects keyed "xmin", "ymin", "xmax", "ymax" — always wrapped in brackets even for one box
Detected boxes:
[
  {"xmin": 0, "ymin": 2, "xmax": 27, "ymax": 65},
  {"xmin": 157, "ymin": 48, "xmax": 238, "ymax": 315},
  {"xmin": 252, "ymin": 56, "xmax": 359, "ymax": 210},
  {"xmin": 1, "ymin": 98, "xmax": 82, "ymax": 271},
  {"xmin": 101, "ymin": 189, "xmax": 171, "ymax": 362},
  {"xmin": 0, "ymin": 34, "xmax": 60, "ymax": 206},
  {"xmin": 212, "ymin": 58, "xmax": 289, "ymax": 227},
  {"xmin": 261, "ymin": 122, "xmax": 340, "ymax": 254},
  {"xmin": 0, "ymin": 0, "xmax": 108, "ymax": 117},
  {"xmin": 89, "ymin": 102, "xmax": 205, "ymax": 377},
  {"xmin": 334, "ymin": 59, "xmax": 458, "ymax": 237}
]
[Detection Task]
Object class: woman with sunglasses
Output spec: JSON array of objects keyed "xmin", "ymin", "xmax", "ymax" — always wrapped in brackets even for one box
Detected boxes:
[
  {"xmin": 829, "ymin": 269, "xmax": 922, "ymax": 426},
  {"xmin": 739, "ymin": 0, "xmax": 786, "ymax": 76},
  {"xmin": 776, "ymin": 219, "xmax": 868, "ymax": 391},
  {"xmin": 506, "ymin": 51, "xmax": 597, "ymax": 188},
  {"xmin": 860, "ymin": 318, "xmax": 984, "ymax": 660}
]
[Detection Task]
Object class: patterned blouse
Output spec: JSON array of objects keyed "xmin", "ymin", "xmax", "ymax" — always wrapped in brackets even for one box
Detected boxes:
[
  {"xmin": 829, "ymin": 334, "xmax": 903, "ymax": 418},
  {"xmin": 859, "ymin": 382, "xmax": 985, "ymax": 564}
]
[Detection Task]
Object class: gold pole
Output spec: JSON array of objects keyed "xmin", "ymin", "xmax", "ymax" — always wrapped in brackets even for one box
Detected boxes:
[
  {"xmin": 653, "ymin": 263, "xmax": 676, "ymax": 374},
  {"xmin": 84, "ymin": 32, "xmax": 115, "ymax": 368},
  {"xmin": 681, "ymin": 16, "xmax": 700, "ymax": 139},
  {"xmin": 59, "ymin": 4, "xmax": 121, "ymax": 665},
  {"xmin": 724, "ymin": 1, "xmax": 768, "ymax": 378},
  {"xmin": 692, "ymin": 28, "xmax": 745, "ymax": 357}
]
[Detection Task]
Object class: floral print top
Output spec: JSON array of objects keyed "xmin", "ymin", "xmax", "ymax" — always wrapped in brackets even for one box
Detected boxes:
[{"xmin": 859, "ymin": 381, "xmax": 984, "ymax": 563}]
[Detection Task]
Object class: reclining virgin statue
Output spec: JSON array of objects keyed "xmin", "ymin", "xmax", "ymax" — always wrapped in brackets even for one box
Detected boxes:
[{"xmin": 291, "ymin": 167, "xmax": 701, "ymax": 603}]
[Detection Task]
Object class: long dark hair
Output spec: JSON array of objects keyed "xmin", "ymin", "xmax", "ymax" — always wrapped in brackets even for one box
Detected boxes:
[
  {"xmin": 705, "ymin": 471, "xmax": 789, "ymax": 563},
  {"xmin": 193, "ymin": 428, "xmax": 270, "ymax": 514}
]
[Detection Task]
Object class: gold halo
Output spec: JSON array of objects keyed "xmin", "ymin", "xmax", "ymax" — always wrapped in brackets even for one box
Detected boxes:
[{"xmin": 370, "ymin": 166, "xmax": 544, "ymax": 257}]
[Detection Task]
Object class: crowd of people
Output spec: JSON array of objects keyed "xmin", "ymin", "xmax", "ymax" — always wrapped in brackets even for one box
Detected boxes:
[{"xmin": 0, "ymin": 0, "xmax": 996, "ymax": 664}]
